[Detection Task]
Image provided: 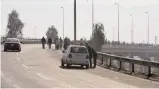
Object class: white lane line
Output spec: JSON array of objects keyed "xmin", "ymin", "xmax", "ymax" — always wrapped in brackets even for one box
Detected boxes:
[
  {"xmin": 17, "ymin": 58, "xmax": 20, "ymax": 61},
  {"xmin": 22, "ymin": 64, "xmax": 28, "ymax": 69},
  {"xmin": 36, "ymin": 72, "xmax": 49, "ymax": 80},
  {"xmin": 13, "ymin": 84, "xmax": 20, "ymax": 88},
  {"xmin": 115, "ymin": 77, "xmax": 119, "ymax": 80}
]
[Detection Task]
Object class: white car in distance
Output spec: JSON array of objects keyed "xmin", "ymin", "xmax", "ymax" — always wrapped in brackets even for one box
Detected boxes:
[{"xmin": 61, "ymin": 45, "xmax": 89, "ymax": 69}]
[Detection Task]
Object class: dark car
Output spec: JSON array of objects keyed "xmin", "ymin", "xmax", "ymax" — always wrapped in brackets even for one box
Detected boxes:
[{"xmin": 4, "ymin": 38, "xmax": 21, "ymax": 52}]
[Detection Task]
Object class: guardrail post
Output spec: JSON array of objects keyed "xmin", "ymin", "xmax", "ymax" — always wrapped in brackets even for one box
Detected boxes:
[
  {"xmin": 108, "ymin": 58, "xmax": 111, "ymax": 68},
  {"xmin": 100, "ymin": 57, "xmax": 103, "ymax": 65},
  {"xmin": 117, "ymin": 61, "xmax": 122, "ymax": 71},
  {"xmin": 130, "ymin": 64, "xmax": 134, "ymax": 74},
  {"xmin": 147, "ymin": 66, "xmax": 151, "ymax": 79}
]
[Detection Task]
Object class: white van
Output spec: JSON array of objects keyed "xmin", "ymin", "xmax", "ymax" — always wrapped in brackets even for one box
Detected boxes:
[{"xmin": 61, "ymin": 45, "xmax": 89, "ymax": 68}]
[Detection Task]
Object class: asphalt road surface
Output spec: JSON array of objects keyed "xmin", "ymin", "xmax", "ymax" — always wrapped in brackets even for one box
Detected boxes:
[{"xmin": 1, "ymin": 44, "xmax": 159, "ymax": 88}]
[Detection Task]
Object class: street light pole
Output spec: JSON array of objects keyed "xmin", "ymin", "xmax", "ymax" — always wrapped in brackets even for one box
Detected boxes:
[
  {"xmin": 115, "ymin": 3, "xmax": 119, "ymax": 42},
  {"xmin": 92, "ymin": 0, "xmax": 94, "ymax": 33},
  {"xmin": 145, "ymin": 12, "xmax": 149, "ymax": 44},
  {"xmin": 61, "ymin": 7, "xmax": 64, "ymax": 41},
  {"xmin": 74, "ymin": 0, "xmax": 76, "ymax": 43},
  {"xmin": 34, "ymin": 26, "xmax": 36, "ymax": 38},
  {"xmin": 130, "ymin": 14, "xmax": 133, "ymax": 43}
]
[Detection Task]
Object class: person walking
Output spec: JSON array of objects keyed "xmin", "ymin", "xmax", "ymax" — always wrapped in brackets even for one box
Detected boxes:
[
  {"xmin": 59, "ymin": 37, "xmax": 63, "ymax": 50},
  {"xmin": 91, "ymin": 47, "xmax": 97, "ymax": 68},
  {"xmin": 85, "ymin": 43, "xmax": 92, "ymax": 68},
  {"xmin": 41, "ymin": 36, "xmax": 46, "ymax": 49},
  {"xmin": 63, "ymin": 37, "xmax": 68, "ymax": 50},
  {"xmin": 56, "ymin": 38, "xmax": 60, "ymax": 50},
  {"xmin": 48, "ymin": 38, "xmax": 52, "ymax": 49}
]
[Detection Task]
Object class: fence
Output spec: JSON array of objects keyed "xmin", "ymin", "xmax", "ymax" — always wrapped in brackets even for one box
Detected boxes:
[
  {"xmin": 19, "ymin": 39, "xmax": 41, "ymax": 44},
  {"xmin": 97, "ymin": 52, "xmax": 159, "ymax": 79},
  {"xmin": 1, "ymin": 37, "xmax": 41, "ymax": 44}
]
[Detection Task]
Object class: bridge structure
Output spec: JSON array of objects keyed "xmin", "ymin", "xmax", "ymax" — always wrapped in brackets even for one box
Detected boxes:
[{"xmin": 1, "ymin": 44, "xmax": 159, "ymax": 88}]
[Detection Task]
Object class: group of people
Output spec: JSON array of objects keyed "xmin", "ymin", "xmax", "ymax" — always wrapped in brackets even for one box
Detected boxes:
[
  {"xmin": 41, "ymin": 36, "xmax": 52, "ymax": 49},
  {"xmin": 54, "ymin": 37, "xmax": 63, "ymax": 50},
  {"xmin": 41, "ymin": 36, "xmax": 63, "ymax": 50}
]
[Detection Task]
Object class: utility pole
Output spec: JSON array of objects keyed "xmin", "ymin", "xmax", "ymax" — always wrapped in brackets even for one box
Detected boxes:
[
  {"xmin": 34, "ymin": 26, "xmax": 36, "ymax": 38},
  {"xmin": 92, "ymin": 0, "xmax": 94, "ymax": 33},
  {"xmin": 145, "ymin": 12, "xmax": 149, "ymax": 44},
  {"xmin": 130, "ymin": 14, "xmax": 133, "ymax": 43},
  {"xmin": 115, "ymin": 3, "xmax": 120, "ymax": 42},
  {"xmin": 61, "ymin": 7, "xmax": 64, "ymax": 41},
  {"xmin": 155, "ymin": 36, "xmax": 157, "ymax": 45},
  {"xmin": 74, "ymin": 0, "xmax": 76, "ymax": 43}
]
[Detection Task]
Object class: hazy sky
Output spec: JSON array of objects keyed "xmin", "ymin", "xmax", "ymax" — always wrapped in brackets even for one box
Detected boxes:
[{"xmin": 1, "ymin": 0, "xmax": 159, "ymax": 43}]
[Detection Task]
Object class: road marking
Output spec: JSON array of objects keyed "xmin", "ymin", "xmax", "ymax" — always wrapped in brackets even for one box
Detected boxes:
[
  {"xmin": 13, "ymin": 84, "xmax": 20, "ymax": 88},
  {"xmin": 17, "ymin": 58, "xmax": 20, "ymax": 61},
  {"xmin": 22, "ymin": 64, "xmax": 28, "ymax": 69},
  {"xmin": 36, "ymin": 72, "xmax": 49, "ymax": 80},
  {"xmin": 115, "ymin": 77, "xmax": 119, "ymax": 80}
]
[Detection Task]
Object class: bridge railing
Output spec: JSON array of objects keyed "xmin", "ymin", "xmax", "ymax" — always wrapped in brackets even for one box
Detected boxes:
[{"xmin": 97, "ymin": 52, "xmax": 159, "ymax": 79}]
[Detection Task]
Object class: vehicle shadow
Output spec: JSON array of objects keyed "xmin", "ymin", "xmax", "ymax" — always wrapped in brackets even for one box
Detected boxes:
[
  {"xmin": 2, "ymin": 50, "xmax": 20, "ymax": 52},
  {"xmin": 59, "ymin": 65, "xmax": 89, "ymax": 70}
]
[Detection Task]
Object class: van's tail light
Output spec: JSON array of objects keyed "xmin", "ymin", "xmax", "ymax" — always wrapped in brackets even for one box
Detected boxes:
[
  {"xmin": 68, "ymin": 54, "xmax": 72, "ymax": 58},
  {"xmin": 86, "ymin": 55, "xmax": 89, "ymax": 59}
]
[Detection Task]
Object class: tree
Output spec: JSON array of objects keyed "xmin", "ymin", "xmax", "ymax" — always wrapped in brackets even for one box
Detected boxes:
[
  {"xmin": 90, "ymin": 22, "xmax": 105, "ymax": 51},
  {"xmin": 7, "ymin": 10, "xmax": 24, "ymax": 38},
  {"xmin": 46, "ymin": 25, "xmax": 58, "ymax": 41}
]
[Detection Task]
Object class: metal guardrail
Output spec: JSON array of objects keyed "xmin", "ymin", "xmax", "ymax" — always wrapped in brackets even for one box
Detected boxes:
[{"xmin": 97, "ymin": 52, "xmax": 159, "ymax": 79}]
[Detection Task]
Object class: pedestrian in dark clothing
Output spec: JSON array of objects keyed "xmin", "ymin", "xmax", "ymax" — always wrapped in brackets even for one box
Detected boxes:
[
  {"xmin": 59, "ymin": 37, "xmax": 63, "ymax": 50},
  {"xmin": 91, "ymin": 47, "xmax": 97, "ymax": 68},
  {"xmin": 85, "ymin": 43, "xmax": 92, "ymax": 68},
  {"xmin": 63, "ymin": 37, "xmax": 69, "ymax": 50},
  {"xmin": 41, "ymin": 37, "xmax": 46, "ymax": 49},
  {"xmin": 48, "ymin": 38, "xmax": 52, "ymax": 49},
  {"xmin": 54, "ymin": 37, "xmax": 58, "ymax": 50}
]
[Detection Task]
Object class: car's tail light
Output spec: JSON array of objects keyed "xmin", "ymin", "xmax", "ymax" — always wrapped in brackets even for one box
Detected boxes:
[
  {"xmin": 68, "ymin": 54, "xmax": 72, "ymax": 58},
  {"xmin": 86, "ymin": 55, "xmax": 89, "ymax": 59}
]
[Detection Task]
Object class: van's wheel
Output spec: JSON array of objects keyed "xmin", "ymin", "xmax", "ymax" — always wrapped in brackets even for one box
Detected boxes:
[
  {"xmin": 61, "ymin": 60, "xmax": 64, "ymax": 67},
  {"xmin": 4, "ymin": 48, "xmax": 7, "ymax": 51},
  {"xmin": 86, "ymin": 65, "xmax": 89, "ymax": 69},
  {"xmin": 81, "ymin": 65, "xmax": 84, "ymax": 68},
  {"xmin": 18, "ymin": 48, "xmax": 21, "ymax": 52},
  {"xmin": 66, "ymin": 64, "xmax": 70, "ymax": 67}
]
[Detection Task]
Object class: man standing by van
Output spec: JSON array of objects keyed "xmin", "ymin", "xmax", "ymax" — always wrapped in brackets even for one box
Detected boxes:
[
  {"xmin": 85, "ymin": 43, "xmax": 92, "ymax": 68},
  {"xmin": 91, "ymin": 47, "xmax": 97, "ymax": 68}
]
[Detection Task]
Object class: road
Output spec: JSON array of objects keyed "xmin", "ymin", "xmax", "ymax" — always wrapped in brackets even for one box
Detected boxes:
[{"xmin": 1, "ymin": 44, "xmax": 159, "ymax": 88}]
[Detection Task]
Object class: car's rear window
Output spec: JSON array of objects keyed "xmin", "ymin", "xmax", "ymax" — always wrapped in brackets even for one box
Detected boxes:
[
  {"xmin": 6, "ymin": 39, "xmax": 19, "ymax": 42},
  {"xmin": 71, "ymin": 47, "xmax": 87, "ymax": 53}
]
